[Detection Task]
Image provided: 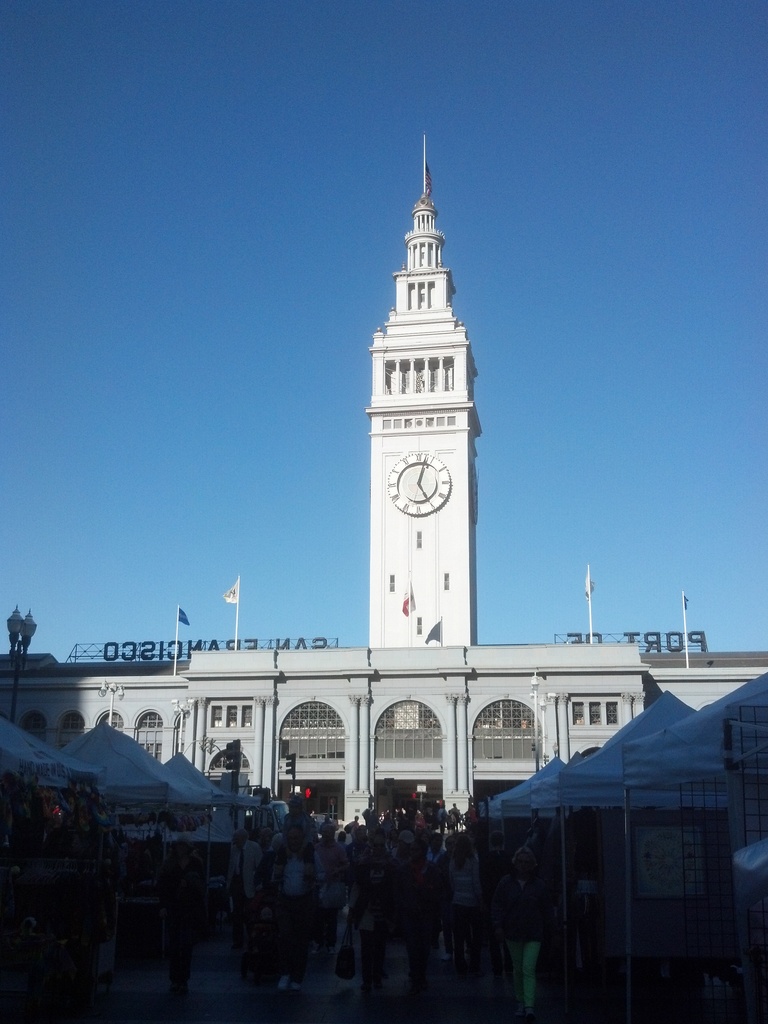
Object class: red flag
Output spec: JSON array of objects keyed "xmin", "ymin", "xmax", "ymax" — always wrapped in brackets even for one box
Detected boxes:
[{"xmin": 402, "ymin": 585, "xmax": 415, "ymax": 617}]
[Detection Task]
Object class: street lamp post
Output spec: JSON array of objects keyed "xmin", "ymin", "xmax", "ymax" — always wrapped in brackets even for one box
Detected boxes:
[
  {"xmin": 7, "ymin": 607, "xmax": 37, "ymax": 725},
  {"xmin": 98, "ymin": 681, "xmax": 125, "ymax": 726},
  {"xmin": 172, "ymin": 698, "xmax": 195, "ymax": 756}
]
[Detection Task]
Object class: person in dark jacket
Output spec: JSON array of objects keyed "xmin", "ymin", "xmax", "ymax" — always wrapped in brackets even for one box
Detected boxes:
[
  {"xmin": 157, "ymin": 839, "xmax": 207, "ymax": 994},
  {"xmin": 350, "ymin": 828, "xmax": 395, "ymax": 991},
  {"xmin": 392, "ymin": 831, "xmax": 441, "ymax": 994},
  {"xmin": 491, "ymin": 846, "xmax": 552, "ymax": 1023},
  {"xmin": 479, "ymin": 830, "xmax": 512, "ymax": 977}
]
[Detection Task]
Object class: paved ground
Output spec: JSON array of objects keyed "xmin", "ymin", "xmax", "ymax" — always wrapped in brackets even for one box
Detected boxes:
[{"xmin": 1, "ymin": 918, "xmax": 747, "ymax": 1024}]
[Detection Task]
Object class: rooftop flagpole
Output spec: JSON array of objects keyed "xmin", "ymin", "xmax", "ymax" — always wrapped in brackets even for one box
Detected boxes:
[
  {"xmin": 234, "ymin": 576, "xmax": 240, "ymax": 649},
  {"xmin": 423, "ymin": 133, "xmax": 427, "ymax": 193},
  {"xmin": 174, "ymin": 605, "xmax": 189, "ymax": 676},
  {"xmin": 585, "ymin": 565, "xmax": 595, "ymax": 643},
  {"xmin": 174, "ymin": 605, "xmax": 180, "ymax": 677},
  {"xmin": 682, "ymin": 591, "xmax": 690, "ymax": 668},
  {"xmin": 223, "ymin": 577, "xmax": 240, "ymax": 649}
]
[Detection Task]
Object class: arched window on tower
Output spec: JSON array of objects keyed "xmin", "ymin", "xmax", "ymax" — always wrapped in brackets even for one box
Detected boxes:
[
  {"xmin": 473, "ymin": 700, "xmax": 535, "ymax": 761},
  {"xmin": 375, "ymin": 700, "xmax": 442, "ymax": 760}
]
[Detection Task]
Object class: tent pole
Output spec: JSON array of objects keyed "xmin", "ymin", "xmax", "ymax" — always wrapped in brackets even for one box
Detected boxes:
[
  {"xmin": 560, "ymin": 802, "xmax": 569, "ymax": 1015},
  {"xmin": 624, "ymin": 788, "xmax": 632, "ymax": 1024}
]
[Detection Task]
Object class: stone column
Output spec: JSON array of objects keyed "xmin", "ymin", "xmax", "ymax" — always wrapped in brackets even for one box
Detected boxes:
[
  {"xmin": 359, "ymin": 695, "xmax": 372, "ymax": 797},
  {"xmin": 444, "ymin": 695, "xmax": 458, "ymax": 794},
  {"xmin": 456, "ymin": 694, "xmax": 470, "ymax": 795},
  {"xmin": 348, "ymin": 695, "xmax": 361, "ymax": 794},
  {"xmin": 190, "ymin": 699, "xmax": 202, "ymax": 771},
  {"xmin": 557, "ymin": 695, "xmax": 571, "ymax": 762},
  {"xmin": 253, "ymin": 698, "xmax": 266, "ymax": 788},
  {"xmin": 544, "ymin": 694, "xmax": 558, "ymax": 763},
  {"xmin": 621, "ymin": 692, "xmax": 635, "ymax": 725},
  {"xmin": 263, "ymin": 696, "xmax": 276, "ymax": 795}
]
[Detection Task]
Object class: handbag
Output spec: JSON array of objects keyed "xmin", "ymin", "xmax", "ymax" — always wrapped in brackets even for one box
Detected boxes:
[
  {"xmin": 319, "ymin": 880, "xmax": 347, "ymax": 909},
  {"xmin": 334, "ymin": 922, "xmax": 355, "ymax": 979}
]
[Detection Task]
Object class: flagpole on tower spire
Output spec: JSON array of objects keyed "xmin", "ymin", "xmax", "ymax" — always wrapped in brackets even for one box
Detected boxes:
[{"xmin": 423, "ymin": 134, "xmax": 427, "ymax": 193}]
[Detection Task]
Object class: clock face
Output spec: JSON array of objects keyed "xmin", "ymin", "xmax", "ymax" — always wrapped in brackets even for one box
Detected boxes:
[{"xmin": 387, "ymin": 453, "xmax": 452, "ymax": 516}]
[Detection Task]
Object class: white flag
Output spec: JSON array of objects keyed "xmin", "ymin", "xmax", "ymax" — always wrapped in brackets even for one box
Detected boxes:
[
  {"xmin": 585, "ymin": 568, "xmax": 595, "ymax": 600},
  {"xmin": 223, "ymin": 579, "xmax": 239, "ymax": 604}
]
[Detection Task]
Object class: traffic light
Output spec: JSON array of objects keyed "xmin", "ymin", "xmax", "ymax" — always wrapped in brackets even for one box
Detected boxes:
[
  {"xmin": 223, "ymin": 739, "xmax": 241, "ymax": 772},
  {"xmin": 286, "ymin": 752, "xmax": 296, "ymax": 780},
  {"xmin": 304, "ymin": 786, "xmax": 313, "ymax": 800}
]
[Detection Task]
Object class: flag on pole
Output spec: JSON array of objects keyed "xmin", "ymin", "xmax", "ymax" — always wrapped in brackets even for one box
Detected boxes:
[
  {"xmin": 683, "ymin": 593, "xmax": 689, "ymax": 610},
  {"xmin": 425, "ymin": 620, "xmax": 442, "ymax": 645},
  {"xmin": 402, "ymin": 585, "xmax": 415, "ymax": 617},
  {"xmin": 178, "ymin": 608, "xmax": 189, "ymax": 626},
  {"xmin": 585, "ymin": 564, "xmax": 595, "ymax": 644},
  {"xmin": 425, "ymin": 162, "xmax": 432, "ymax": 196},
  {"xmin": 223, "ymin": 580, "xmax": 239, "ymax": 604}
]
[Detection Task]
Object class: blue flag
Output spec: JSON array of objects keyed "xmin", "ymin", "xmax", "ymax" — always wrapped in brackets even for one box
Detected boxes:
[{"xmin": 178, "ymin": 608, "xmax": 190, "ymax": 626}]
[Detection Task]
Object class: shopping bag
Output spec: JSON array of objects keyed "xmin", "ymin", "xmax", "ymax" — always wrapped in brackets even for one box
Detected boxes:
[{"xmin": 335, "ymin": 923, "xmax": 355, "ymax": 979}]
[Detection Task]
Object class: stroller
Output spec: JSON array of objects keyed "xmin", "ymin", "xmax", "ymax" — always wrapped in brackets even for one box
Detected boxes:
[{"xmin": 240, "ymin": 887, "xmax": 279, "ymax": 984}]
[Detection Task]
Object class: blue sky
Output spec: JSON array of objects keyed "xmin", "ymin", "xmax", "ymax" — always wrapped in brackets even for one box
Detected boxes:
[{"xmin": 2, "ymin": 1, "xmax": 766, "ymax": 662}]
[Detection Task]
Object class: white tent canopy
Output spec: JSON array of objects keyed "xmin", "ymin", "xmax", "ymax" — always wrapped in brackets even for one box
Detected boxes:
[
  {"xmin": 492, "ymin": 756, "xmax": 566, "ymax": 819},
  {"xmin": 533, "ymin": 690, "xmax": 695, "ymax": 810},
  {"xmin": 0, "ymin": 714, "xmax": 102, "ymax": 787},
  {"xmin": 623, "ymin": 671, "xmax": 768, "ymax": 790},
  {"xmin": 64, "ymin": 721, "xmax": 216, "ymax": 806},
  {"xmin": 162, "ymin": 752, "xmax": 260, "ymax": 809},
  {"xmin": 161, "ymin": 753, "xmax": 234, "ymax": 806}
]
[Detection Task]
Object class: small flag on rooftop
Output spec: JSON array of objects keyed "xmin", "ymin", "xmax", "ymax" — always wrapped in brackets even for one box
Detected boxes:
[{"xmin": 178, "ymin": 608, "xmax": 189, "ymax": 626}]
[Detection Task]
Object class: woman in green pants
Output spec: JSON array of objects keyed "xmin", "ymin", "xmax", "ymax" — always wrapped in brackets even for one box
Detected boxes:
[{"xmin": 491, "ymin": 846, "xmax": 552, "ymax": 1023}]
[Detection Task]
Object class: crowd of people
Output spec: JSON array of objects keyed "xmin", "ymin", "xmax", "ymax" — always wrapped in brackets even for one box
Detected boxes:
[{"xmin": 157, "ymin": 795, "xmax": 552, "ymax": 1024}]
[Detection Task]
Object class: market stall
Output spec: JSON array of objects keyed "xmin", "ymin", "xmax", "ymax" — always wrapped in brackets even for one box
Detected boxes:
[{"xmin": 0, "ymin": 716, "xmax": 112, "ymax": 1021}]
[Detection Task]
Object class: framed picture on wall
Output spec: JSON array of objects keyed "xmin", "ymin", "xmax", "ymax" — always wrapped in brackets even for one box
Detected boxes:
[{"xmin": 633, "ymin": 825, "xmax": 705, "ymax": 898}]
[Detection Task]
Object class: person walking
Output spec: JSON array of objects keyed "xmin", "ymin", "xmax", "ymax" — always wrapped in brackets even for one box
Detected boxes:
[
  {"xmin": 392, "ymin": 831, "xmax": 440, "ymax": 995},
  {"xmin": 491, "ymin": 846, "xmax": 552, "ymax": 1023},
  {"xmin": 480, "ymin": 830, "xmax": 513, "ymax": 977},
  {"xmin": 157, "ymin": 839, "xmax": 207, "ymax": 995},
  {"xmin": 314, "ymin": 822, "xmax": 348, "ymax": 952},
  {"xmin": 350, "ymin": 828, "xmax": 395, "ymax": 991},
  {"xmin": 273, "ymin": 825, "xmax": 316, "ymax": 991},
  {"xmin": 449, "ymin": 831, "xmax": 484, "ymax": 977},
  {"xmin": 227, "ymin": 828, "xmax": 262, "ymax": 950}
]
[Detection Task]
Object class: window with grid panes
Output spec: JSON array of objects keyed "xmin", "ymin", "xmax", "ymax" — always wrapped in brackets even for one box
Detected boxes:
[
  {"xmin": 136, "ymin": 711, "xmax": 163, "ymax": 760},
  {"xmin": 473, "ymin": 700, "xmax": 535, "ymax": 760},
  {"xmin": 375, "ymin": 701, "xmax": 442, "ymax": 759},
  {"xmin": 279, "ymin": 701, "xmax": 345, "ymax": 760}
]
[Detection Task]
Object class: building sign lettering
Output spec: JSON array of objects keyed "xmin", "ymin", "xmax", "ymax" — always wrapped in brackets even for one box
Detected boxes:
[
  {"xmin": 560, "ymin": 631, "xmax": 707, "ymax": 653},
  {"xmin": 67, "ymin": 637, "xmax": 336, "ymax": 663}
]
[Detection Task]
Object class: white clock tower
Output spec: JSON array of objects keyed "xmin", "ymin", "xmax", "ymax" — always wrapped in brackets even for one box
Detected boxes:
[{"xmin": 368, "ymin": 183, "xmax": 481, "ymax": 648}]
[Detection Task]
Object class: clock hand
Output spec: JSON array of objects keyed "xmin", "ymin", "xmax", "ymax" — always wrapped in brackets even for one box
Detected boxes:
[{"xmin": 416, "ymin": 463, "xmax": 427, "ymax": 497}]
